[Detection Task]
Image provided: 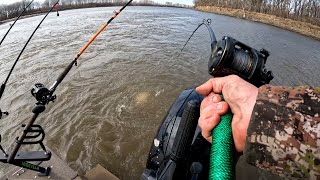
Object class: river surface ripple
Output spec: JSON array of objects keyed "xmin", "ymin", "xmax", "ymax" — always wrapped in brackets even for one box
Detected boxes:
[{"xmin": 0, "ymin": 6, "xmax": 319, "ymax": 179}]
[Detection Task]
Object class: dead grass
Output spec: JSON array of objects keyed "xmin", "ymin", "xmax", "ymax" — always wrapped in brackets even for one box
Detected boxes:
[{"xmin": 196, "ymin": 6, "xmax": 320, "ymax": 41}]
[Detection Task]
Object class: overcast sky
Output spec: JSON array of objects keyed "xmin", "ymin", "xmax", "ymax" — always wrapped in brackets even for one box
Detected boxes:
[{"xmin": 0, "ymin": 0, "xmax": 194, "ymax": 5}]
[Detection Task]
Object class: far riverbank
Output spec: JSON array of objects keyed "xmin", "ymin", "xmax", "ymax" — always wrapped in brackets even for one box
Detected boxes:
[
  {"xmin": 196, "ymin": 6, "xmax": 320, "ymax": 40},
  {"xmin": 0, "ymin": 4, "xmax": 189, "ymax": 25}
]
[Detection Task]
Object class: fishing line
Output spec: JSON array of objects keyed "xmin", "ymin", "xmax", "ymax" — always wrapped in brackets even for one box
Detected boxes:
[
  {"xmin": 0, "ymin": 0, "xmax": 35, "ymax": 46},
  {"xmin": 0, "ymin": 0, "xmax": 60, "ymax": 119},
  {"xmin": 177, "ymin": 19, "xmax": 217, "ymax": 57},
  {"xmin": 158, "ymin": 19, "xmax": 217, "ymax": 145},
  {"xmin": 0, "ymin": 0, "xmax": 59, "ymax": 99}
]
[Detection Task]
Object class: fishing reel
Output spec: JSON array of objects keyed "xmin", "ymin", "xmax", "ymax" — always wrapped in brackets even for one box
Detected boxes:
[
  {"xmin": 209, "ymin": 36, "xmax": 273, "ymax": 87},
  {"xmin": 0, "ymin": 109, "xmax": 9, "ymax": 119},
  {"xmin": 177, "ymin": 19, "xmax": 273, "ymax": 87},
  {"xmin": 31, "ymin": 83, "xmax": 56, "ymax": 105}
]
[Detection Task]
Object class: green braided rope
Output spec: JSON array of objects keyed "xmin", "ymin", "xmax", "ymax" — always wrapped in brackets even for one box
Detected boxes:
[{"xmin": 209, "ymin": 96, "xmax": 235, "ymax": 180}]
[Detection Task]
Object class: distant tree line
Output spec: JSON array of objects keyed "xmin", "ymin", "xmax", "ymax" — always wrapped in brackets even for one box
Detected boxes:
[
  {"xmin": 0, "ymin": 0, "xmax": 189, "ymax": 22},
  {"xmin": 194, "ymin": 0, "xmax": 320, "ymax": 26}
]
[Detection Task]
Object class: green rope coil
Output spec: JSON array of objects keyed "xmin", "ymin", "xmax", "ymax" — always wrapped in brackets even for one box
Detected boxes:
[{"xmin": 209, "ymin": 96, "xmax": 235, "ymax": 180}]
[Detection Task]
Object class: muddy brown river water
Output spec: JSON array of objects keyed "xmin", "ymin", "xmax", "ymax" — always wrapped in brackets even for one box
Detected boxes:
[{"xmin": 0, "ymin": 6, "xmax": 319, "ymax": 179}]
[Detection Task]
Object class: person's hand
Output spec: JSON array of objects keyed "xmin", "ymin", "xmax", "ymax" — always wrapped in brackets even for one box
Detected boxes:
[{"xmin": 196, "ymin": 75, "xmax": 258, "ymax": 152}]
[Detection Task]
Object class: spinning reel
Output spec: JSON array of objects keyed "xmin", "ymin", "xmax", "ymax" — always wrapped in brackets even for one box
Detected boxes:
[
  {"xmin": 209, "ymin": 36, "xmax": 273, "ymax": 87},
  {"xmin": 179, "ymin": 19, "xmax": 273, "ymax": 86},
  {"xmin": 142, "ymin": 19, "xmax": 274, "ymax": 180}
]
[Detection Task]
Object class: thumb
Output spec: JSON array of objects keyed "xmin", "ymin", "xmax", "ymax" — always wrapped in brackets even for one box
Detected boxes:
[{"xmin": 196, "ymin": 77, "xmax": 228, "ymax": 96}]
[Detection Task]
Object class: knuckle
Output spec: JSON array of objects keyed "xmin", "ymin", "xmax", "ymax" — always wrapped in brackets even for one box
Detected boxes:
[
  {"xmin": 210, "ymin": 78, "xmax": 217, "ymax": 87},
  {"xmin": 229, "ymin": 74, "xmax": 240, "ymax": 80}
]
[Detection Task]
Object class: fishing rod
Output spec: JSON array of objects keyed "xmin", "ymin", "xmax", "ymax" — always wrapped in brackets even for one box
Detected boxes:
[
  {"xmin": 0, "ymin": 0, "xmax": 59, "ymax": 119},
  {"xmin": 177, "ymin": 19, "xmax": 216, "ymax": 57},
  {"xmin": 73, "ymin": 0, "xmax": 133, "ymax": 62},
  {"xmin": 142, "ymin": 19, "xmax": 274, "ymax": 180},
  {"xmin": 49, "ymin": 0, "xmax": 133, "ymax": 93},
  {"xmin": 181, "ymin": 20, "xmax": 273, "ymax": 179},
  {"xmin": 0, "ymin": 0, "xmax": 133, "ymax": 176},
  {"xmin": 0, "ymin": 0, "xmax": 35, "ymax": 47}
]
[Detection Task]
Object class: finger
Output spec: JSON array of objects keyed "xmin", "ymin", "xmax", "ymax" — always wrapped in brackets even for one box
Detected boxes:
[
  {"xmin": 198, "ymin": 113, "xmax": 221, "ymax": 143},
  {"xmin": 209, "ymin": 93, "xmax": 222, "ymax": 103},
  {"xmin": 205, "ymin": 136, "xmax": 212, "ymax": 143},
  {"xmin": 201, "ymin": 93, "xmax": 221, "ymax": 106},
  {"xmin": 196, "ymin": 77, "xmax": 227, "ymax": 96},
  {"xmin": 200, "ymin": 93, "xmax": 222, "ymax": 111},
  {"xmin": 202, "ymin": 102, "xmax": 229, "ymax": 118}
]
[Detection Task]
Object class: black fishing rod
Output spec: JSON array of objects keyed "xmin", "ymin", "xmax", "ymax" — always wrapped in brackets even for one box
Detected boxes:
[
  {"xmin": 167, "ymin": 19, "xmax": 273, "ymax": 180},
  {"xmin": 0, "ymin": 0, "xmax": 133, "ymax": 176},
  {"xmin": 0, "ymin": 0, "xmax": 35, "ymax": 46},
  {"xmin": 0, "ymin": 0, "xmax": 59, "ymax": 119}
]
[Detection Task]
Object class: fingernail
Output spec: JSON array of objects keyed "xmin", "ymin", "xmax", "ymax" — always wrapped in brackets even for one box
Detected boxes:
[
  {"xmin": 212, "ymin": 95, "xmax": 218, "ymax": 102},
  {"xmin": 216, "ymin": 103, "xmax": 222, "ymax": 110}
]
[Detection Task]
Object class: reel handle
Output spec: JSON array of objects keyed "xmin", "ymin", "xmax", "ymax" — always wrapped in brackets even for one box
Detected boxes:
[{"xmin": 0, "ymin": 109, "xmax": 8, "ymax": 119}]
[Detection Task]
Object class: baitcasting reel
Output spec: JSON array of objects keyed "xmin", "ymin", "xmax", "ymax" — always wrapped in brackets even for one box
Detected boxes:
[
  {"xmin": 31, "ymin": 83, "xmax": 56, "ymax": 104},
  {"xmin": 209, "ymin": 36, "xmax": 273, "ymax": 87},
  {"xmin": 0, "ymin": 109, "xmax": 8, "ymax": 119}
]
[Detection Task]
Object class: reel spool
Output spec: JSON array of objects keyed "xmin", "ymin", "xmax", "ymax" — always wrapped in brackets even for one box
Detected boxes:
[{"xmin": 209, "ymin": 36, "xmax": 274, "ymax": 87}]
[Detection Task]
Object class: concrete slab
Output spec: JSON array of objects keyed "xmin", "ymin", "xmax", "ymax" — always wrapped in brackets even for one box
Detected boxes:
[{"xmin": 84, "ymin": 164, "xmax": 119, "ymax": 180}]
